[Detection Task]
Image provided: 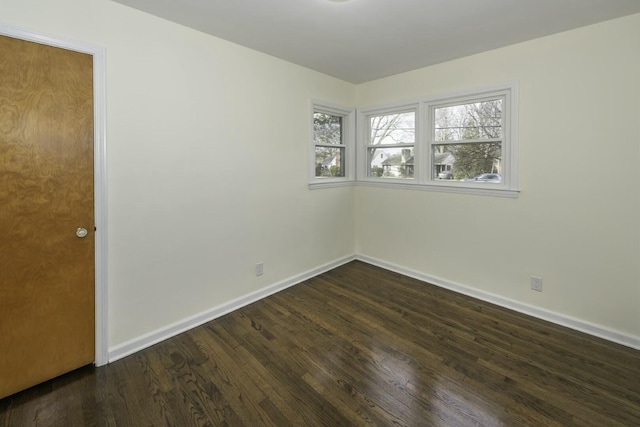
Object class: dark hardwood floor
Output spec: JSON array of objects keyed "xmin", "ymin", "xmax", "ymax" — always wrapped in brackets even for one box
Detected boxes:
[{"xmin": 2, "ymin": 261, "xmax": 639, "ymax": 426}]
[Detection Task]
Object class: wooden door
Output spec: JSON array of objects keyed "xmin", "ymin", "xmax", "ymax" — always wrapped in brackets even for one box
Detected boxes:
[{"xmin": 0, "ymin": 35, "xmax": 95, "ymax": 399}]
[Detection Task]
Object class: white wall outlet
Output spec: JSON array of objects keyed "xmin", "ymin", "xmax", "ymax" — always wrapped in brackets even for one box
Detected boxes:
[
  {"xmin": 256, "ymin": 262, "xmax": 264, "ymax": 276},
  {"xmin": 530, "ymin": 275, "xmax": 543, "ymax": 292}
]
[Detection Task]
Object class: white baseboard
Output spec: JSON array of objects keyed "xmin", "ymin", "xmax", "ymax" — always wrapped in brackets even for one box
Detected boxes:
[
  {"xmin": 356, "ymin": 254, "xmax": 640, "ymax": 351},
  {"xmin": 108, "ymin": 254, "xmax": 356, "ymax": 362}
]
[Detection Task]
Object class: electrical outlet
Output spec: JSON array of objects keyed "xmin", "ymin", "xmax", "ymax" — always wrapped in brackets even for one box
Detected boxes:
[
  {"xmin": 256, "ymin": 262, "xmax": 264, "ymax": 276},
  {"xmin": 530, "ymin": 275, "xmax": 543, "ymax": 292}
]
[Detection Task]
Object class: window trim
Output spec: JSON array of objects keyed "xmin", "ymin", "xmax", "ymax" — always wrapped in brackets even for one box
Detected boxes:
[
  {"xmin": 309, "ymin": 100, "xmax": 356, "ymax": 188},
  {"xmin": 357, "ymin": 82, "xmax": 519, "ymax": 197}
]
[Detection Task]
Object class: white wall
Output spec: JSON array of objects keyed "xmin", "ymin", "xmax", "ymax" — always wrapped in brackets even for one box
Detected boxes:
[
  {"xmin": 1, "ymin": 0, "xmax": 357, "ymax": 349},
  {"xmin": 355, "ymin": 14, "xmax": 640, "ymax": 341}
]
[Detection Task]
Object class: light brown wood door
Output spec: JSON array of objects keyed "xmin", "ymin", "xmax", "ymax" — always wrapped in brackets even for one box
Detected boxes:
[{"xmin": 0, "ymin": 35, "xmax": 95, "ymax": 399}]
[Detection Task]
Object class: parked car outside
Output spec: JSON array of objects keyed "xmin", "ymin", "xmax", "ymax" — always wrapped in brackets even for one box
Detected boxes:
[
  {"xmin": 461, "ymin": 173, "xmax": 501, "ymax": 183},
  {"xmin": 438, "ymin": 171, "xmax": 453, "ymax": 179}
]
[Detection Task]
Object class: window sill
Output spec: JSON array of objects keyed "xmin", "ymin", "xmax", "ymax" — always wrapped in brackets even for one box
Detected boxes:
[
  {"xmin": 355, "ymin": 179, "xmax": 520, "ymax": 198},
  {"xmin": 309, "ymin": 179, "xmax": 355, "ymax": 189},
  {"xmin": 310, "ymin": 178, "xmax": 520, "ymax": 197}
]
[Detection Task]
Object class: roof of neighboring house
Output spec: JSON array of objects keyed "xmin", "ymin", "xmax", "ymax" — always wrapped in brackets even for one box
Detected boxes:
[
  {"xmin": 381, "ymin": 152, "xmax": 453, "ymax": 167},
  {"xmin": 434, "ymin": 152, "xmax": 455, "ymax": 165},
  {"xmin": 320, "ymin": 156, "xmax": 336, "ymax": 167},
  {"xmin": 382, "ymin": 155, "xmax": 414, "ymax": 166},
  {"xmin": 370, "ymin": 152, "xmax": 389, "ymax": 168}
]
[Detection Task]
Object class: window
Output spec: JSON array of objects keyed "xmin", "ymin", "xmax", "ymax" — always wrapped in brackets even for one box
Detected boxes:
[
  {"xmin": 358, "ymin": 84, "xmax": 518, "ymax": 197},
  {"xmin": 365, "ymin": 109, "xmax": 416, "ymax": 179},
  {"xmin": 314, "ymin": 112, "xmax": 344, "ymax": 178},
  {"xmin": 431, "ymin": 96, "xmax": 504, "ymax": 183},
  {"xmin": 310, "ymin": 101, "xmax": 355, "ymax": 187}
]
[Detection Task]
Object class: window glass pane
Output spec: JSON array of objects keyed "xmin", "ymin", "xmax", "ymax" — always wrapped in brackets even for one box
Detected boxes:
[
  {"xmin": 313, "ymin": 113, "xmax": 342, "ymax": 145},
  {"xmin": 368, "ymin": 147, "xmax": 414, "ymax": 179},
  {"xmin": 435, "ymin": 99, "xmax": 502, "ymax": 141},
  {"xmin": 369, "ymin": 112, "xmax": 415, "ymax": 145},
  {"xmin": 432, "ymin": 143, "xmax": 502, "ymax": 182},
  {"xmin": 315, "ymin": 146, "xmax": 345, "ymax": 177}
]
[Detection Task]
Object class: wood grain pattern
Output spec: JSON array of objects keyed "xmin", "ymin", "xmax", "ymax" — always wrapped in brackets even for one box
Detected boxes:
[
  {"xmin": 1, "ymin": 261, "xmax": 639, "ymax": 426},
  {"xmin": 0, "ymin": 35, "xmax": 94, "ymax": 399}
]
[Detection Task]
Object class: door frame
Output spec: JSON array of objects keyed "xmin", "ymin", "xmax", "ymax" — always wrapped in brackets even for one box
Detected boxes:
[{"xmin": 0, "ymin": 23, "xmax": 108, "ymax": 366}]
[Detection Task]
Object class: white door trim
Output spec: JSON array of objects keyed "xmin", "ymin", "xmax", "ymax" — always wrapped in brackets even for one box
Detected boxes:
[{"xmin": 0, "ymin": 23, "xmax": 108, "ymax": 366}]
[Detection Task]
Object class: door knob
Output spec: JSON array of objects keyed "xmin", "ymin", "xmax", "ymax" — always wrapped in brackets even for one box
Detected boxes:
[{"xmin": 76, "ymin": 227, "xmax": 88, "ymax": 238}]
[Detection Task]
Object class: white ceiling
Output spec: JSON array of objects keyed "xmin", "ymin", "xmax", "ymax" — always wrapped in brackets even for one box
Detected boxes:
[{"xmin": 112, "ymin": 0, "xmax": 640, "ymax": 83}]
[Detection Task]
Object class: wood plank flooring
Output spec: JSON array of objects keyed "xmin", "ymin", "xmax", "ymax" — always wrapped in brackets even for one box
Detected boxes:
[{"xmin": 2, "ymin": 261, "xmax": 639, "ymax": 426}]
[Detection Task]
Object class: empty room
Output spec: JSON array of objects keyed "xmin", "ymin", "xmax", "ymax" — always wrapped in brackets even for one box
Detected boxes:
[{"xmin": 1, "ymin": 0, "xmax": 639, "ymax": 425}]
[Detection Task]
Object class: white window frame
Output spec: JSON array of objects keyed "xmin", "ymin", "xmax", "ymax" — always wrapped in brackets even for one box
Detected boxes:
[
  {"xmin": 357, "ymin": 83, "xmax": 519, "ymax": 198},
  {"xmin": 309, "ymin": 100, "xmax": 356, "ymax": 188},
  {"xmin": 360, "ymin": 103, "xmax": 420, "ymax": 183}
]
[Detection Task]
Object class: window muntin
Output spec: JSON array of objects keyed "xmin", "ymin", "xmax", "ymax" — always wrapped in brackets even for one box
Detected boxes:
[{"xmin": 365, "ymin": 110, "xmax": 416, "ymax": 180}]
